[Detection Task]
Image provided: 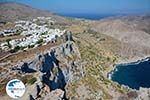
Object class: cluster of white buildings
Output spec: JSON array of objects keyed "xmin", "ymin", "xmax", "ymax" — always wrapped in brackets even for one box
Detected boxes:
[
  {"xmin": 0, "ymin": 29, "xmax": 16, "ymax": 36},
  {"xmin": 0, "ymin": 17, "xmax": 66, "ymax": 51},
  {"xmin": 33, "ymin": 17, "xmax": 55, "ymax": 24}
]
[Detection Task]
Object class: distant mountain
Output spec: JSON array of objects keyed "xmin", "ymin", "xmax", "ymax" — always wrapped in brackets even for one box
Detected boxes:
[
  {"xmin": 99, "ymin": 15, "xmax": 150, "ymax": 34},
  {"xmin": 92, "ymin": 15, "xmax": 150, "ymax": 59},
  {"xmin": 0, "ymin": 2, "xmax": 66, "ymax": 23}
]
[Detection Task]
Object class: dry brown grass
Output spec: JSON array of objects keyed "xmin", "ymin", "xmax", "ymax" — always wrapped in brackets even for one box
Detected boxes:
[{"xmin": 0, "ymin": 35, "xmax": 24, "ymax": 43}]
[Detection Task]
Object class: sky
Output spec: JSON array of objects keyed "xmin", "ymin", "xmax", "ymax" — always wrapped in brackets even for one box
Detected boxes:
[{"xmin": 1, "ymin": 0, "xmax": 150, "ymax": 15}]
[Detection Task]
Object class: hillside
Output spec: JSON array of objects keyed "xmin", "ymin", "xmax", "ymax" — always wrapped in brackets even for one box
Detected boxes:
[
  {"xmin": 1, "ymin": 2, "xmax": 150, "ymax": 100},
  {"xmin": 92, "ymin": 15, "xmax": 150, "ymax": 61},
  {"xmin": 0, "ymin": 2, "xmax": 68, "ymax": 23}
]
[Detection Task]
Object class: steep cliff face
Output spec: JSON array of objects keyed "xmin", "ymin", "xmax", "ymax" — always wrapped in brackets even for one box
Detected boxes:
[
  {"xmin": 1, "ymin": 2, "xmax": 150, "ymax": 100},
  {"xmin": 11, "ymin": 32, "xmax": 85, "ymax": 100}
]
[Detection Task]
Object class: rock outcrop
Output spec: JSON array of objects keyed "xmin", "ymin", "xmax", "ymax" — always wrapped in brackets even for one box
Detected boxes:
[
  {"xmin": 12, "ymin": 33, "xmax": 84, "ymax": 100},
  {"xmin": 117, "ymin": 88, "xmax": 150, "ymax": 100}
]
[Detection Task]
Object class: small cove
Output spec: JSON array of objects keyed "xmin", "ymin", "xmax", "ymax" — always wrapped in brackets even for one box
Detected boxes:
[{"xmin": 108, "ymin": 58, "xmax": 150, "ymax": 90}]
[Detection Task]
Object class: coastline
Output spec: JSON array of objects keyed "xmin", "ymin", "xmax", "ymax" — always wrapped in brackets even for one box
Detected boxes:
[
  {"xmin": 106, "ymin": 55, "xmax": 150, "ymax": 80},
  {"xmin": 107, "ymin": 55, "xmax": 150, "ymax": 89},
  {"xmin": 116, "ymin": 55, "xmax": 150, "ymax": 66}
]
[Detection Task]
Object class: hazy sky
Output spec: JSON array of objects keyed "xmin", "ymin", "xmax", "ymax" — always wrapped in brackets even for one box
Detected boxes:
[{"xmin": 1, "ymin": 0, "xmax": 150, "ymax": 14}]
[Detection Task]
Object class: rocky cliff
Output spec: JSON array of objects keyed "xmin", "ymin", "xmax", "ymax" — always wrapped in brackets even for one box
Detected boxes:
[
  {"xmin": 1, "ymin": 2, "xmax": 150, "ymax": 100},
  {"xmin": 11, "ymin": 32, "xmax": 85, "ymax": 100}
]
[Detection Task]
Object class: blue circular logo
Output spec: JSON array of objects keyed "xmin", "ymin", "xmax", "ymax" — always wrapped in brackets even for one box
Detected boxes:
[{"xmin": 6, "ymin": 79, "xmax": 26, "ymax": 99}]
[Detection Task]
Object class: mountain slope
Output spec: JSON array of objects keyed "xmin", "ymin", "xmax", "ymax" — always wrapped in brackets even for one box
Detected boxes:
[
  {"xmin": 0, "ymin": 2, "xmax": 67, "ymax": 23},
  {"xmin": 1, "ymin": 2, "xmax": 150, "ymax": 100},
  {"xmin": 92, "ymin": 15, "xmax": 150, "ymax": 60}
]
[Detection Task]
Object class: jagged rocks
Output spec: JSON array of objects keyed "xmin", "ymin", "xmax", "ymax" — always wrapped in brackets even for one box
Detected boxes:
[
  {"xmin": 43, "ymin": 89, "xmax": 64, "ymax": 100},
  {"xmin": 117, "ymin": 88, "xmax": 150, "ymax": 100},
  {"xmin": 12, "ymin": 35, "xmax": 85, "ymax": 100},
  {"xmin": 28, "ymin": 85, "xmax": 64, "ymax": 100},
  {"xmin": 12, "ymin": 62, "xmax": 36, "ymax": 73},
  {"xmin": 28, "ymin": 95, "xmax": 35, "ymax": 100},
  {"xmin": 29, "ymin": 84, "xmax": 41, "ymax": 99},
  {"xmin": 21, "ymin": 63, "xmax": 29, "ymax": 72},
  {"xmin": 138, "ymin": 88, "xmax": 150, "ymax": 100},
  {"xmin": 64, "ymin": 31, "xmax": 74, "ymax": 42}
]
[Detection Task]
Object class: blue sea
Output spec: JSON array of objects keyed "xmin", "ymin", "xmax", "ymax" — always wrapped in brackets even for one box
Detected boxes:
[
  {"xmin": 109, "ymin": 58, "xmax": 150, "ymax": 90},
  {"xmin": 58, "ymin": 13, "xmax": 117, "ymax": 20}
]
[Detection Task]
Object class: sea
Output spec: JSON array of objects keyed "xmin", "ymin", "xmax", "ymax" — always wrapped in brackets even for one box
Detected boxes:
[
  {"xmin": 108, "ymin": 58, "xmax": 150, "ymax": 90},
  {"xmin": 58, "ymin": 13, "xmax": 118, "ymax": 20}
]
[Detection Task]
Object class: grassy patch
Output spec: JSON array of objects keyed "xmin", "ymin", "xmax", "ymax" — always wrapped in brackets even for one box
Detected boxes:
[
  {"xmin": 28, "ymin": 77, "xmax": 37, "ymax": 84},
  {"xmin": 74, "ymin": 32, "xmax": 127, "ymax": 98},
  {"xmin": 0, "ymin": 84, "xmax": 6, "ymax": 94},
  {"xmin": 22, "ymin": 76, "xmax": 37, "ymax": 85}
]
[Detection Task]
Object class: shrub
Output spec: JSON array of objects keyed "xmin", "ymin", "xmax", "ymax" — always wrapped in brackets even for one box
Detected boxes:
[
  {"xmin": 28, "ymin": 45, "xmax": 34, "ymax": 48},
  {"xmin": 22, "ymin": 77, "xmax": 37, "ymax": 85},
  {"xmin": 6, "ymin": 39, "xmax": 12, "ymax": 49},
  {"xmin": 36, "ymin": 39, "xmax": 43, "ymax": 45},
  {"xmin": 28, "ymin": 77, "xmax": 37, "ymax": 85},
  {"xmin": 0, "ymin": 84, "xmax": 5, "ymax": 94},
  {"xmin": 41, "ymin": 32, "xmax": 47, "ymax": 35},
  {"xmin": 10, "ymin": 46, "xmax": 21, "ymax": 53},
  {"xmin": 7, "ymin": 43, "xmax": 12, "ymax": 49},
  {"xmin": 6, "ymin": 39, "xmax": 11, "ymax": 43}
]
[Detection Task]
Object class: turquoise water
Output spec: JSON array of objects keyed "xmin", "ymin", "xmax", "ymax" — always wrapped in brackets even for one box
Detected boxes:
[{"xmin": 109, "ymin": 58, "xmax": 150, "ymax": 90}]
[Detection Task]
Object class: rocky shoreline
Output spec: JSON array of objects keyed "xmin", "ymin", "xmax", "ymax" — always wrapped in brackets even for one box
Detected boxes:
[
  {"xmin": 108, "ymin": 56, "xmax": 150, "ymax": 79},
  {"xmin": 107, "ymin": 56, "xmax": 150, "ymax": 99}
]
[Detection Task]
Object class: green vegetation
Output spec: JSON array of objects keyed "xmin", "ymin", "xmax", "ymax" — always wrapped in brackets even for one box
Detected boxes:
[
  {"xmin": 26, "ymin": 34, "xmax": 32, "ymax": 37},
  {"xmin": 6, "ymin": 39, "xmax": 12, "ymax": 49},
  {"xmin": 22, "ymin": 76, "xmax": 37, "ymax": 85},
  {"xmin": 0, "ymin": 84, "xmax": 5, "ymax": 94},
  {"xmin": 6, "ymin": 39, "xmax": 11, "ymax": 43},
  {"xmin": 28, "ymin": 45, "xmax": 35, "ymax": 48},
  {"xmin": 36, "ymin": 39, "xmax": 43, "ymax": 45},
  {"xmin": 0, "ymin": 84, "xmax": 3, "ymax": 92},
  {"xmin": 41, "ymin": 32, "xmax": 47, "ymax": 35},
  {"xmin": 28, "ymin": 77, "xmax": 37, "ymax": 84},
  {"xmin": 10, "ymin": 46, "xmax": 21, "ymax": 53}
]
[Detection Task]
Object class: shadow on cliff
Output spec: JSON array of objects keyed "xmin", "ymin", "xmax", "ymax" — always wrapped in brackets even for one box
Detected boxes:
[
  {"xmin": 40, "ymin": 49, "xmax": 59, "ymax": 73},
  {"xmin": 42, "ymin": 67, "xmax": 66, "ymax": 90},
  {"xmin": 20, "ymin": 63, "xmax": 36, "ymax": 73},
  {"xmin": 41, "ymin": 66, "xmax": 68, "ymax": 99}
]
